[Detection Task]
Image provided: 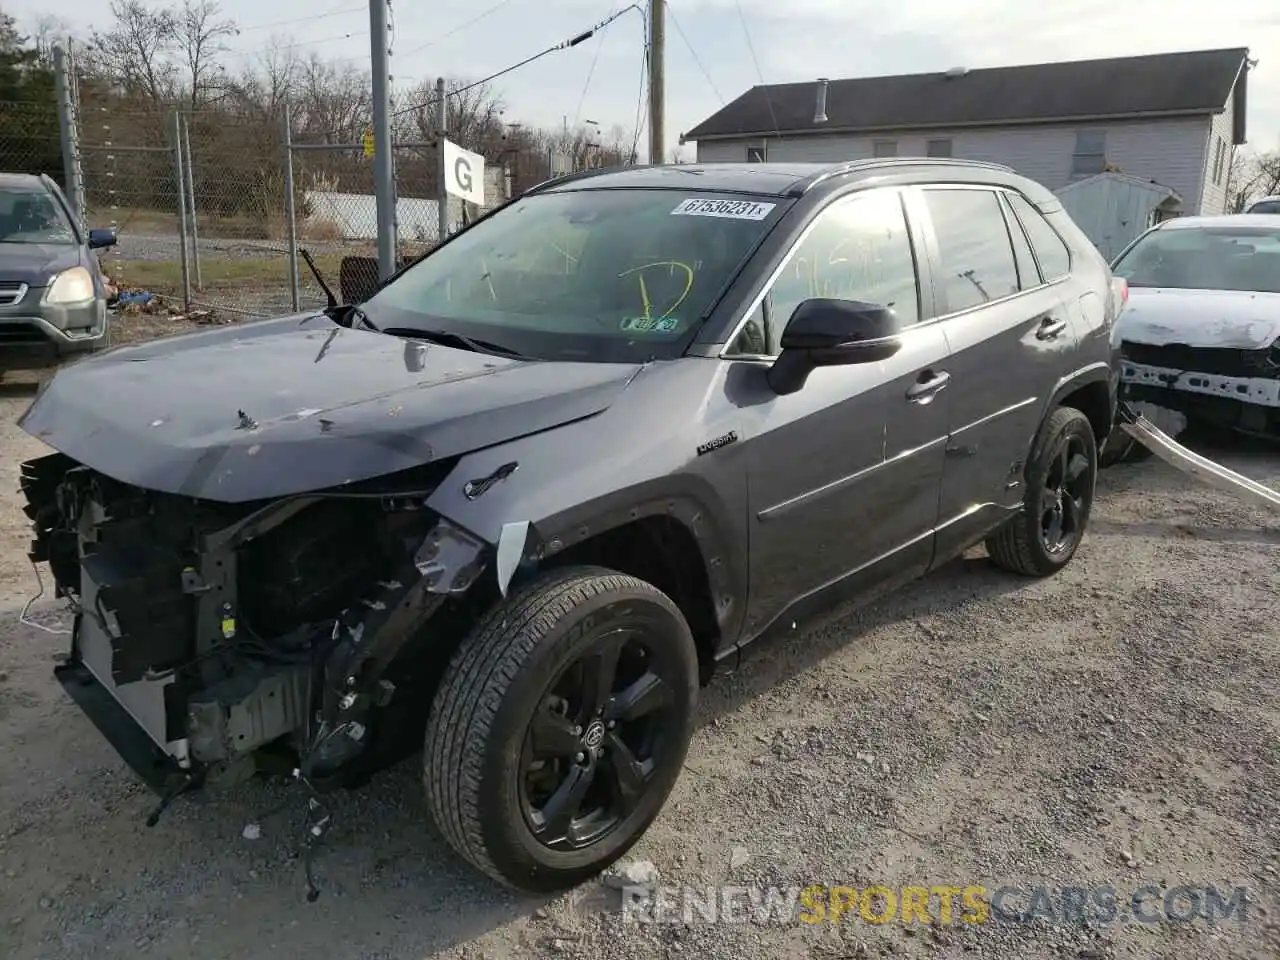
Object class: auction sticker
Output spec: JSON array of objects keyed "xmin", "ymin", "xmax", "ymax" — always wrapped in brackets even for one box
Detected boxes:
[
  {"xmin": 621, "ymin": 315, "xmax": 681, "ymax": 333},
  {"xmin": 671, "ymin": 198, "xmax": 776, "ymax": 220}
]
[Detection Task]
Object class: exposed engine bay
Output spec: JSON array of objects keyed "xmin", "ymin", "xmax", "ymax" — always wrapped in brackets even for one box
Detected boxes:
[{"xmin": 19, "ymin": 452, "xmax": 493, "ymax": 796}]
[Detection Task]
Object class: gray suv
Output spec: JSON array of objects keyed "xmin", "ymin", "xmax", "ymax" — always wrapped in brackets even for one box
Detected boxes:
[
  {"xmin": 19, "ymin": 158, "xmax": 1119, "ymax": 895},
  {"xmin": 0, "ymin": 173, "xmax": 116, "ymax": 373}
]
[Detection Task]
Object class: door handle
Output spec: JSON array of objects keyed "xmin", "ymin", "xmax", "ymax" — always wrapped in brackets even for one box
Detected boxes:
[
  {"xmin": 906, "ymin": 370, "xmax": 951, "ymax": 403},
  {"xmin": 1036, "ymin": 317, "xmax": 1068, "ymax": 340}
]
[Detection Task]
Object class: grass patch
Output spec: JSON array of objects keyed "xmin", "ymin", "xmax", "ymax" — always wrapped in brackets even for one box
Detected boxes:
[{"xmin": 108, "ymin": 253, "xmax": 347, "ymax": 295}]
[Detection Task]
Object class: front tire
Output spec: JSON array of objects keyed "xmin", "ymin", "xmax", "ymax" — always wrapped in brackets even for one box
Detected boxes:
[
  {"xmin": 986, "ymin": 405, "xmax": 1097, "ymax": 577},
  {"xmin": 423, "ymin": 566, "xmax": 698, "ymax": 892}
]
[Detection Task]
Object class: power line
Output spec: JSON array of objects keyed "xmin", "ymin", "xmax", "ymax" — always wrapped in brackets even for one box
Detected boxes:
[
  {"xmin": 733, "ymin": 0, "xmax": 779, "ymax": 140},
  {"xmin": 390, "ymin": 5, "xmax": 642, "ymax": 120},
  {"xmin": 396, "ymin": 0, "xmax": 518, "ymax": 58},
  {"xmin": 235, "ymin": 3, "xmax": 364, "ymax": 34},
  {"xmin": 629, "ymin": 16, "xmax": 648, "ymax": 162},
  {"xmin": 665, "ymin": 1, "xmax": 722, "ymax": 105},
  {"xmin": 573, "ymin": 6, "xmax": 614, "ymax": 128},
  {"xmin": 243, "ymin": 30, "xmax": 369, "ymax": 56}
]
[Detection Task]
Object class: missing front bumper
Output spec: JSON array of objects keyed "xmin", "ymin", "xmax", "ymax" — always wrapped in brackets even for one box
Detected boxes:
[
  {"xmin": 55, "ymin": 653, "xmax": 187, "ymax": 796},
  {"xmin": 1117, "ymin": 402, "xmax": 1280, "ymax": 513}
]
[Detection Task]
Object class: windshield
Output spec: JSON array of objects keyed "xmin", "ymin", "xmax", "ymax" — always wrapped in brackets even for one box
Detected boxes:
[
  {"xmin": 1111, "ymin": 224, "xmax": 1280, "ymax": 294},
  {"xmin": 0, "ymin": 186, "xmax": 77, "ymax": 244},
  {"xmin": 1248, "ymin": 200, "xmax": 1280, "ymax": 214},
  {"xmin": 363, "ymin": 188, "xmax": 786, "ymax": 362}
]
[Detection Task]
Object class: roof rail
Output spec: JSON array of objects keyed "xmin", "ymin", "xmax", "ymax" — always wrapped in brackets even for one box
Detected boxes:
[{"xmin": 799, "ymin": 157, "xmax": 1016, "ymax": 193}]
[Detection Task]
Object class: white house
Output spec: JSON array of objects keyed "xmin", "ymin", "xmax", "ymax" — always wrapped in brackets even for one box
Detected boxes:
[{"xmin": 684, "ymin": 48, "xmax": 1250, "ymax": 217}]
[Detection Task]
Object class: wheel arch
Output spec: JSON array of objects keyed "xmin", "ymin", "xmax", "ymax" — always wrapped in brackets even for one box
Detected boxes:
[{"xmin": 1037, "ymin": 362, "xmax": 1115, "ymax": 456}]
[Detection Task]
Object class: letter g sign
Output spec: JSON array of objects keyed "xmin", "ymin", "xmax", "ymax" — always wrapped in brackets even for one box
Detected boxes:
[{"xmin": 454, "ymin": 156, "xmax": 472, "ymax": 193}]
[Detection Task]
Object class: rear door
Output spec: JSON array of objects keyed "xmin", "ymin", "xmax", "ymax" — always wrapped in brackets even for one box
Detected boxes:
[{"xmin": 906, "ymin": 184, "xmax": 1078, "ymax": 562}]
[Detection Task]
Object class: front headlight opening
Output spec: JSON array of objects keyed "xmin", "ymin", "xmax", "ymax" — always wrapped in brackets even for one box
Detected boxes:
[{"xmin": 45, "ymin": 267, "xmax": 95, "ymax": 305}]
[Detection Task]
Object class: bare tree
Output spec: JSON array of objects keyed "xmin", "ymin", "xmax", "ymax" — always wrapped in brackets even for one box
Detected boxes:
[
  {"xmin": 172, "ymin": 0, "xmax": 238, "ymax": 109},
  {"xmin": 226, "ymin": 37, "xmax": 299, "ymax": 122},
  {"xmin": 85, "ymin": 0, "xmax": 179, "ymax": 104},
  {"xmin": 1226, "ymin": 149, "xmax": 1280, "ymax": 212},
  {"xmin": 27, "ymin": 14, "xmax": 73, "ymax": 59}
]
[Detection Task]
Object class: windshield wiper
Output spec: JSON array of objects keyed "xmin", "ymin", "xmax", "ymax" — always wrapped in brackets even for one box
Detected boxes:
[
  {"xmin": 381, "ymin": 326, "xmax": 526, "ymax": 359},
  {"xmin": 298, "ymin": 246, "xmax": 378, "ymax": 330}
]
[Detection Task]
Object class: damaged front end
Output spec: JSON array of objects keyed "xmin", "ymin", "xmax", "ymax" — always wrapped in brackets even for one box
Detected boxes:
[
  {"xmin": 1119, "ymin": 338, "xmax": 1280, "ymax": 438},
  {"xmin": 20, "ymin": 452, "xmax": 493, "ymax": 798}
]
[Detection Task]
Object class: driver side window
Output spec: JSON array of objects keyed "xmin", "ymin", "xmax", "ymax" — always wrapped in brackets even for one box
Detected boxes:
[{"xmin": 727, "ymin": 189, "xmax": 921, "ymax": 355}]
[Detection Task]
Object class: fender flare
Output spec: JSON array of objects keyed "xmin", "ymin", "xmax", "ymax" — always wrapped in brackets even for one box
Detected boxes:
[
  {"xmin": 1032, "ymin": 361, "xmax": 1115, "ymax": 452},
  {"xmin": 436, "ymin": 486, "xmax": 747, "ymax": 648}
]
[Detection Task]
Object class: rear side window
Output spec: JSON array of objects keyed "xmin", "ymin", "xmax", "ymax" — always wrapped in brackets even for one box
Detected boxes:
[
  {"xmin": 1006, "ymin": 192, "xmax": 1071, "ymax": 281},
  {"xmin": 922, "ymin": 188, "xmax": 1019, "ymax": 314},
  {"xmin": 1000, "ymin": 193, "xmax": 1042, "ymax": 290},
  {"xmin": 1249, "ymin": 200, "xmax": 1280, "ymax": 214}
]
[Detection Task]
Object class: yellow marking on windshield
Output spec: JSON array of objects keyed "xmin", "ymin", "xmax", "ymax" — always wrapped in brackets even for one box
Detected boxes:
[{"xmin": 618, "ymin": 261, "xmax": 696, "ymax": 320}]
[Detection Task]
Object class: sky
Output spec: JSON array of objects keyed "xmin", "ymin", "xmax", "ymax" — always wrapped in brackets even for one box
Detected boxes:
[{"xmin": 17, "ymin": 0, "xmax": 1280, "ymax": 161}]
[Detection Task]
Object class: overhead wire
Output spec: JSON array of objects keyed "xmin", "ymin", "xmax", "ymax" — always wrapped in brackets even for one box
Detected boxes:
[
  {"xmin": 665, "ymin": 1, "xmax": 723, "ymax": 105},
  {"xmin": 395, "ymin": 0, "xmax": 519, "ymax": 58},
  {"xmin": 235, "ymin": 3, "xmax": 364, "ymax": 34},
  {"xmin": 573, "ymin": 6, "xmax": 614, "ymax": 129},
  {"xmin": 733, "ymin": 0, "xmax": 781, "ymax": 142},
  {"xmin": 389, "ymin": 5, "xmax": 643, "ymax": 120},
  {"xmin": 629, "ymin": 13, "xmax": 649, "ymax": 163}
]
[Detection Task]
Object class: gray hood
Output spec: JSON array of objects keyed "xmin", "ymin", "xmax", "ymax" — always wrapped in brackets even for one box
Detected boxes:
[
  {"xmin": 1118, "ymin": 288, "xmax": 1280, "ymax": 350},
  {"xmin": 0, "ymin": 241, "xmax": 85, "ymax": 285}
]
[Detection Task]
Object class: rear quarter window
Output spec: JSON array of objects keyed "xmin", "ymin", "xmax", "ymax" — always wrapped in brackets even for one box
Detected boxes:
[{"xmin": 1006, "ymin": 192, "xmax": 1071, "ymax": 281}]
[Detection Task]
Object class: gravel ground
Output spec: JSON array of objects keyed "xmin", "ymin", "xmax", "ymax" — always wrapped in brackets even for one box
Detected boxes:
[{"xmin": 0, "ymin": 381, "xmax": 1277, "ymax": 960}]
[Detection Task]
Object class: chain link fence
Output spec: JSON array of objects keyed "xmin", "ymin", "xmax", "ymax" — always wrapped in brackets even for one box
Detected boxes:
[
  {"xmin": 31, "ymin": 85, "xmax": 513, "ymax": 322},
  {"xmin": 0, "ymin": 100, "xmax": 65, "ymax": 184}
]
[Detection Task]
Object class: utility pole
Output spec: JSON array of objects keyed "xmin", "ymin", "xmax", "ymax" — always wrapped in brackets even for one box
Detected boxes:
[
  {"xmin": 369, "ymin": 0, "xmax": 396, "ymax": 280},
  {"xmin": 436, "ymin": 77, "xmax": 448, "ymax": 243},
  {"xmin": 647, "ymin": 0, "xmax": 665, "ymax": 165}
]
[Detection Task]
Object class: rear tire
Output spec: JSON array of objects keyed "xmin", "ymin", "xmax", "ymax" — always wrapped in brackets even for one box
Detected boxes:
[
  {"xmin": 986, "ymin": 406, "xmax": 1097, "ymax": 577},
  {"xmin": 423, "ymin": 566, "xmax": 698, "ymax": 892}
]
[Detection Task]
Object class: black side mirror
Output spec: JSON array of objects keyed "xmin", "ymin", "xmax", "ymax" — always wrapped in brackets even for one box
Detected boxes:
[
  {"xmin": 87, "ymin": 228, "xmax": 117, "ymax": 249},
  {"xmin": 767, "ymin": 298, "xmax": 903, "ymax": 396}
]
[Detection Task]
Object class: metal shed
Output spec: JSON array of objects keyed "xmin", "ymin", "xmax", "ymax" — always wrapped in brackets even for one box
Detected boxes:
[{"xmin": 1054, "ymin": 172, "xmax": 1183, "ymax": 260}]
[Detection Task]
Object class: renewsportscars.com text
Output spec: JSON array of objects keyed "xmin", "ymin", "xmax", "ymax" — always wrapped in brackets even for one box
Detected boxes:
[{"xmin": 619, "ymin": 884, "xmax": 1252, "ymax": 926}]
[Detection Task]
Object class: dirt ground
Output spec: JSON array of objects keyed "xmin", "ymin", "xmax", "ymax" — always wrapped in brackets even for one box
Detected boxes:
[{"xmin": 0, "ymin": 378, "xmax": 1277, "ymax": 960}]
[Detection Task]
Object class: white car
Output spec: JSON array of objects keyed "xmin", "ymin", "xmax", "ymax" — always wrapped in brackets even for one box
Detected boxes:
[
  {"xmin": 1246, "ymin": 196, "xmax": 1280, "ymax": 214},
  {"xmin": 1110, "ymin": 214, "xmax": 1280, "ymax": 440}
]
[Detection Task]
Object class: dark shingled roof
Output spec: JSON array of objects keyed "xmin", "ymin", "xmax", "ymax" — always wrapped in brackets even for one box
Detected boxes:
[{"xmin": 686, "ymin": 47, "xmax": 1249, "ymax": 143}]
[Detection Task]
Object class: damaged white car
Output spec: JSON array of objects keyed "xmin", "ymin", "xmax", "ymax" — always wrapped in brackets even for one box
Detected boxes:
[{"xmin": 1110, "ymin": 214, "xmax": 1280, "ymax": 440}]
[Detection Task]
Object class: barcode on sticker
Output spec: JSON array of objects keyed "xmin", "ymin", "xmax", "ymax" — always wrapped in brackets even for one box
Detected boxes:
[{"xmin": 671, "ymin": 198, "xmax": 776, "ymax": 220}]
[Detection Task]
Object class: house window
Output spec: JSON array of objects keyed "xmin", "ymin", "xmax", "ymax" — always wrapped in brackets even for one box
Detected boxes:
[
  {"xmin": 746, "ymin": 145, "xmax": 766, "ymax": 163},
  {"xmin": 872, "ymin": 140, "xmax": 898, "ymax": 158},
  {"xmin": 926, "ymin": 138, "xmax": 952, "ymax": 157},
  {"xmin": 1071, "ymin": 131, "xmax": 1106, "ymax": 178},
  {"xmin": 1211, "ymin": 136, "xmax": 1227, "ymax": 185}
]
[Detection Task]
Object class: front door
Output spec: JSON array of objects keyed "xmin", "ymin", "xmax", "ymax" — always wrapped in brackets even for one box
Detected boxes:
[
  {"xmin": 907, "ymin": 185, "xmax": 1080, "ymax": 561},
  {"xmin": 732, "ymin": 188, "xmax": 952, "ymax": 640}
]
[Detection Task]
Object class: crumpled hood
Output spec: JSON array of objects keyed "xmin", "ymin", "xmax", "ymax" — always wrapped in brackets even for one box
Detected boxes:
[
  {"xmin": 1117, "ymin": 288, "xmax": 1280, "ymax": 350},
  {"xmin": 0, "ymin": 242, "xmax": 85, "ymax": 285},
  {"xmin": 19, "ymin": 312, "xmax": 643, "ymax": 502}
]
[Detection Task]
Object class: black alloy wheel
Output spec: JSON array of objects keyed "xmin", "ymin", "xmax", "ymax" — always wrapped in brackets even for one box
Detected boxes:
[
  {"xmin": 424, "ymin": 566, "xmax": 698, "ymax": 892},
  {"xmin": 520, "ymin": 626, "xmax": 678, "ymax": 851},
  {"xmin": 1040, "ymin": 430, "xmax": 1092, "ymax": 556},
  {"xmin": 986, "ymin": 405, "xmax": 1097, "ymax": 577}
]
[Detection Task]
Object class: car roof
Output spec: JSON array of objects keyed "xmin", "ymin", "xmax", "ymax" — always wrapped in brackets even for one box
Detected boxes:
[
  {"xmin": 0, "ymin": 172, "xmax": 49, "ymax": 191},
  {"xmin": 1156, "ymin": 213, "xmax": 1280, "ymax": 230},
  {"xmin": 531, "ymin": 158, "xmax": 1053, "ymax": 202}
]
